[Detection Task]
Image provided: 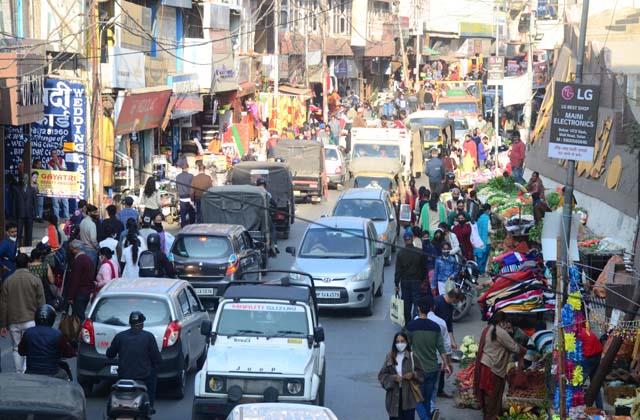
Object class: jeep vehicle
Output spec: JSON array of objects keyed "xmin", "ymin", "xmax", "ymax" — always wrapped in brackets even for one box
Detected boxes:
[{"xmin": 192, "ymin": 271, "xmax": 326, "ymax": 419}]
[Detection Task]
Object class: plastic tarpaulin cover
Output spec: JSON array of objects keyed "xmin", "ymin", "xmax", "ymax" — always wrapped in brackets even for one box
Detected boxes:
[
  {"xmin": 229, "ymin": 162, "xmax": 293, "ymax": 208},
  {"xmin": 201, "ymin": 185, "xmax": 271, "ymax": 234},
  {"xmin": 0, "ymin": 373, "xmax": 86, "ymax": 420},
  {"xmin": 273, "ymin": 139, "xmax": 323, "ymax": 176}
]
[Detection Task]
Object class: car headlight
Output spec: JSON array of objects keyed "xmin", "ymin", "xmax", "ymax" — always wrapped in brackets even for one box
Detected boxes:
[
  {"xmin": 350, "ymin": 267, "xmax": 371, "ymax": 282},
  {"xmin": 286, "ymin": 379, "xmax": 304, "ymax": 395},
  {"xmin": 206, "ymin": 376, "xmax": 226, "ymax": 393}
]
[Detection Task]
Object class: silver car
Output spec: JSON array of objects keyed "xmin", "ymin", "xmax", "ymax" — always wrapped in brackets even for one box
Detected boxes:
[
  {"xmin": 77, "ymin": 278, "xmax": 210, "ymax": 399},
  {"xmin": 331, "ymin": 188, "xmax": 398, "ymax": 266},
  {"xmin": 286, "ymin": 216, "xmax": 385, "ymax": 315}
]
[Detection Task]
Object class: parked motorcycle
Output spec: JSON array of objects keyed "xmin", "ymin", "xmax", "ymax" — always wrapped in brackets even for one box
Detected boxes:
[
  {"xmin": 106, "ymin": 379, "xmax": 153, "ymax": 420},
  {"xmin": 451, "ymin": 260, "xmax": 480, "ymax": 322}
]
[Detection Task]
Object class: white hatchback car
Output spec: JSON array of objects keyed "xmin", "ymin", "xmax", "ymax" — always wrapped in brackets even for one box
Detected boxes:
[
  {"xmin": 226, "ymin": 403, "xmax": 339, "ymax": 419},
  {"xmin": 324, "ymin": 144, "xmax": 347, "ymax": 188}
]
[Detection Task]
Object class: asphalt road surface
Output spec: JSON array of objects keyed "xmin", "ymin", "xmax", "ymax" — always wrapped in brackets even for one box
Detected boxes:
[{"xmin": 0, "ymin": 187, "xmax": 484, "ymax": 420}]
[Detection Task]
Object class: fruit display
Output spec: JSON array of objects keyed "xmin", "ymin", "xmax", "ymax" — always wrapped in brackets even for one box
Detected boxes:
[
  {"xmin": 454, "ymin": 362, "xmax": 480, "ymax": 409},
  {"xmin": 506, "ymin": 368, "xmax": 547, "ymax": 400}
]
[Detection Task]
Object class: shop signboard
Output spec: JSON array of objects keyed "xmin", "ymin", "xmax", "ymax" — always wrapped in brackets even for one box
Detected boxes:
[
  {"xmin": 145, "ymin": 56, "xmax": 170, "ymax": 88},
  {"xmin": 3, "ymin": 79, "xmax": 88, "ymax": 198},
  {"xmin": 115, "ymin": 89, "xmax": 173, "ymax": 135},
  {"xmin": 33, "ymin": 169, "xmax": 81, "ymax": 198},
  {"xmin": 106, "ymin": 47, "xmax": 145, "ymax": 89},
  {"xmin": 549, "ymin": 81, "xmax": 600, "ymax": 161},
  {"xmin": 487, "ymin": 56, "xmax": 504, "ymax": 85},
  {"xmin": 161, "ymin": 0, "xmax": 192, "ymax": 7},
  {"xmin": 168, "ymin": 73, "xmax": 200, "ymax": 94},
  {"xmin": 212, "ymin": 55, "xmax": 238, "ymax": 92},
  {"xmin": 119, "ymin": 1, "xmax": 152, "ymax": 52}
]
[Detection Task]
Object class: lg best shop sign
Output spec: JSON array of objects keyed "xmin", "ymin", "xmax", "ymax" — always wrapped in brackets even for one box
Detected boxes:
[{"xmin": 548, "ymin": 82, "xmax": 600, "ymax": 161}]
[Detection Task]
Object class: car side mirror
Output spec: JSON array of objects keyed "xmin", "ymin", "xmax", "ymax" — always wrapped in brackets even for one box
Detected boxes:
[
  {"xmin": 314, "ymin": 326, "xmax": 325, "ymax": 343},
  {"xmin": 285, "ymin": 246, "xmax": 296, "ymax": 256},
  {"xmin": 376, "ymin": 247, "xmax": 385, "ymax": 256},
  {"xmin": 320, "ymin": 213, "xmax": 328, "ymax": 218},
  {"xmin": 200, "ymin": 320, "xmax": 212, "ymax": 337}
]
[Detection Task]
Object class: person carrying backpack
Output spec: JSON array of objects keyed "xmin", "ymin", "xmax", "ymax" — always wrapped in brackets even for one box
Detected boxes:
[{"xmin": 138, "ymin": 233, "xmax": 176, "ymax": 278}]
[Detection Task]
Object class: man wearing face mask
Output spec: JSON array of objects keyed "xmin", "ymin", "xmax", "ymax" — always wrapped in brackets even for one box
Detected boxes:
[
  {"xmin": 0, "ymin": 223, "xmax": 18, "ymax": 281},
  {"xmin": 447, "ymin": 199, "xmax": 471, "ymax": 227},
  {"xmin": 395, "ymin": 230, "xmax": 427, "ymax": 327},
  {"xmin": 452, "ymin": 214, "xmax": 474, "ymax": 261}
]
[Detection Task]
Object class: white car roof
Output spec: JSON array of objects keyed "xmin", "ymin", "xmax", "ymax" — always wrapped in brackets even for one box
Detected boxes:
[{"xmin": 227, "ymin": 403, "xmax": 339, "ymax": 420}]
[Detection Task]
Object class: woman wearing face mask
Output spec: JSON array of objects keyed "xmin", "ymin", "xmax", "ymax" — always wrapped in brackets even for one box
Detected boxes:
[
  {"xmin": 473, "ymin": 204, "xmax": 492, "ymax": 274},
  {"xmin": 451, "ymin": 214, "xmax": 474, "ymax": 261},
  {"xmin": 474, "ymin": 312, "xmax": 526, "ymax": 420},
  {"xmin": 378, "ymin": 332, "xmax": 425, "ymax": 420},
  {"xmin": 432, "ymin": 242, "xmax": 459, "ymax": 296}
]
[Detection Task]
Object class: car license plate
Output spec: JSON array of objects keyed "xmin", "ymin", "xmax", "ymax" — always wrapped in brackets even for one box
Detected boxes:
[
  {"xmin": 293, "ymin": 190, "xmax": 301, "ymax": 196},
  {"xmin": 317, "ymin": 290, "xmax": 341, "ymax": 299},
  {"xmin": 195, "ymin": 288, "xmax": 216, "ymax": 296},
  {"xmin": 110, "ymin": 365, "xmax": 118, "ymax": 375}
]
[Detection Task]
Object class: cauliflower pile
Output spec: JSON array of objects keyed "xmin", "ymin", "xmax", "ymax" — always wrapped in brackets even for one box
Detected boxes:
[{"xmin": 460, "ymin": 335, "xmax": 479, "ymax": 361}]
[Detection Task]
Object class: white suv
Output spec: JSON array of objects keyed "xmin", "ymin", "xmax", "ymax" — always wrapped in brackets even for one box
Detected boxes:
[{"xmin": 192, "ymin": 271, "xmax": 326, "ymax": 419}]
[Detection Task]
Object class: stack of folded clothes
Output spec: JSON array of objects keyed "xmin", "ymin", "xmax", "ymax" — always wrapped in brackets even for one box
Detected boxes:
[{"xmin": 478, "ymin": 266, "xmax": 551, "ymax": 320}]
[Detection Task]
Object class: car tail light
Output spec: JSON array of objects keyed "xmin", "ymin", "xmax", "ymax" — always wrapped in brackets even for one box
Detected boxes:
[
  {"xmin": 81, "ymin": 319, "xmax": 94, "ymax": 345},
  {"xmin": 335, "ymin": 165, "xmax": 342, "ymax": 174},
  {"xmin": 226, "ymin": 254, "xmax": 239, "ymax": 276},
  {"xmin": 275, "ymin": 212, "xmax": 286, "ymax": 220},
  {"xmin": 163, "ymin": 321, "xmax": 181, "ymax": 348}
]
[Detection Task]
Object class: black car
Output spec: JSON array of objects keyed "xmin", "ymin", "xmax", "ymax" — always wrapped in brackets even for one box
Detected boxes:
[{"xmin": 171, "ymin": 224, "xmax": 263, "ymax": 310}]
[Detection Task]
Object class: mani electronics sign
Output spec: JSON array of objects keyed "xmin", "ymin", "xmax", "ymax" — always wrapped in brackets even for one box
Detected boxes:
[{"xmin": 548, "ymin": 81, "xmax": 600, "ymax": 161}]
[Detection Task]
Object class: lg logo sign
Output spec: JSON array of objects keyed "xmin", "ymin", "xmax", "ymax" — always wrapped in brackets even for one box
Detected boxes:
[{"xmin": 561, "ymin": 85, "xmax": 594, "ymax": 101}]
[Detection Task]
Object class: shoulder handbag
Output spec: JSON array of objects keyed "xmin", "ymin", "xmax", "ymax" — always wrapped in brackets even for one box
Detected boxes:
[
  {"xmin": 59, "ymin": 306, "xmax": 81, "ymax": 342},
  {"xmin": 470, "ymin": 223, "xmax": 484, "ymax": 249},
  {"xmin": 409, "ymin": 353, "xmax": 424, "ymax": 403}
]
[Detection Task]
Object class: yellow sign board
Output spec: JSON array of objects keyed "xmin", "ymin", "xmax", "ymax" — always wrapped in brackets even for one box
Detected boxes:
[{"xmin": 33, "ymin": 169, "xmax": 81, "ymax": 198}]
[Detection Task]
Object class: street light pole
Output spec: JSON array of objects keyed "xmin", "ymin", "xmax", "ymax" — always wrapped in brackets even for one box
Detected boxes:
[
  {"xmin": 320, "ymin": 0, "xmax": 329, "ymax": 121},
  {"xmin": 274, "ymin": 0, "xmax": 280, "ymax": 95},
  {"xmin": 493, "ymin": 4, "xmax": 500, "ymax": 159}
]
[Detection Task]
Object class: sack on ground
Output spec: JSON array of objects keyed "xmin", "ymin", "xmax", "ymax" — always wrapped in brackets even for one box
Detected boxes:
[{"xmin": 390, "ymin": 294, "xmax": 405, "ymax": 327}]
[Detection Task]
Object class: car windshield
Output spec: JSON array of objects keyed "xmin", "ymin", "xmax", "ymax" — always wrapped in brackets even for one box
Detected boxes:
[
  {"xmin": 352, "ymin": 176, "xmax": 393, "ymax": 192},
  {"xmin": 325, "ymin": 148, "xmax": 339, "ymax": 161},
  {"xmin": 217, "ymin": 302, "xmax": 309, "ymax": 337},
  {"xmin": 437, "ymin": 102, "xmax": 479, "ymax": 114},
  {"xmin": 353, "ymin": 144, "xmax": 399, "ymax": 158},
  {"xmin": 171, "ymin": 235, "xmax": 232, "ymax": 259},
  {"xmin": 454, "ymin": 119, "xmax": 468, "ymax": 130},
  {"xmin": 92, "ymin": 297, "xmax": 171, "ymax": 327},
  {"xmin": 421, "ymin": 128, "xmax": 440, "ymax": 140},
  {"xmin": 299, "ymin": 228, "xmax": 366, "ymax": 259},
  {"xmin": 333, "ymin": 198, "xmax": 387, "ymax": 221}
]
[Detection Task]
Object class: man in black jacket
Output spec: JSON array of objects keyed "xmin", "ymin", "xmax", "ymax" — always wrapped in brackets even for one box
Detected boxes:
[
  {"xmin": 107, "ymin": 312, "xmax": 162, "ymax": 408},
  {"xmin": 394, "ymin": 229, "xmax": 426, "ymax": 326}
]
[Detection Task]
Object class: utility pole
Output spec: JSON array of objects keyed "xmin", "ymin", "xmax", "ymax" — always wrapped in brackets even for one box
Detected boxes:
[
  {"xmin": 493, "ymin": 3, "xmax": 500, "ymax": 158},
  {"xmin": 524, "ymin": 0, "xmax": 535, "ymax": 138},
  {"xmin": 320, "ymin": 0, "xmax": 328, "ymax": 121},
  {"xmin": 89, "ymin": 0, "xmax": 101, "ymax": 205},
  {"xmin": 274, "ymin": 0, "xmax": 280, "ymax": 95},
  {"xmin": 395, "ymin": 6, "xmax": 409, "ymax": 84},
  {"xmin": 304, "ymin": 7, "xmax": 309, "ymax": 87},
  {"xmin": 414, "ymin": 2, "xmax": 421, "ymax": 86}
]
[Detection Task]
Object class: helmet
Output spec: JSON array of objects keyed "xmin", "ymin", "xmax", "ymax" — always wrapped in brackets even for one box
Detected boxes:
[
  {"xmin": 129, "ymin": 311, "xmax": 146, "ymax": 327},
  {"xmin": 256, "ymin": 178, "xmax": 267, "ymax": 187},
  {"xmin": 146, "ymin": 233, "xmax": 161, "ymax": 252},
  {"xmin": 35, "ymin": 304, "xmax": 56, "ymax": 327}
]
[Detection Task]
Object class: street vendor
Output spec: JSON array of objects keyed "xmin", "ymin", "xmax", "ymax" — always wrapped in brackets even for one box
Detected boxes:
[{"xmin": 474, "ymin": 311, "xmax": 527, "ymax": 420}]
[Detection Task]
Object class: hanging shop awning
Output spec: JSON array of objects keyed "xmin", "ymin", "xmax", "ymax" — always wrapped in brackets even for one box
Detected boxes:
[
  {"xmin": 278, "ymin": 85, "xmax": 312, "ymax": 97},
  {"xmin": 170, "ymin": 93, "xmax": 204, "ymax": 120},
  {"xmin": 364, "ymin": 40, "xmax": 395, "ymax": 57},
  {"xmin": 115, "ymin": 87, "xmax": 173, "ymax": 136}
]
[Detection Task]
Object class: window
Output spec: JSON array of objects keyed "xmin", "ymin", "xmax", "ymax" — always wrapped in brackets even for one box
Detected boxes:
[
  {"xmin": 183, "ymin": 4, "xmax": 204, "ymax": 38},
  {"xmin": 217, "ymin": 302, "xmax": 309, "ymax": 337},
  {"xmin": 299, "ymin": 228, "xmax": 366, "ymax": 259},
  {"xmin": 333, "ymin": 199, "xmax": 388, "ymax": 221},
  {"xmin": 178, "ymin": 290, "xmax": 191, "ymax": 316},
  {"xmin": 171, "ymin": 235, "xmax": 232, "ymax": 259},
  {"xmin": 367, "ymin": 225, "xmax": 377, "ymax": 256},
  {"xmin": 325, "ymin": 148, "xmax": 339, "ymax": 161},
  {"xmin": 330, "ymin": 0, "xmax": 351, "ymax": 35},
  {"xmin": 536, "ymin": 0, "xmax": 559, "ymax": 21},
  {"xmin": 92, "ymin": 297, "xmax": 170, "ymax": 327},
  {"xmin": 186, "ymin": 287, "xmax": 203, "ymax": 312}
]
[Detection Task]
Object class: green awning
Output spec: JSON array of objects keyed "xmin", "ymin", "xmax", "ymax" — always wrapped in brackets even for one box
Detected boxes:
[{"xmin": 422, "ymin": 47, "xmax": 441, "ymax": 56}]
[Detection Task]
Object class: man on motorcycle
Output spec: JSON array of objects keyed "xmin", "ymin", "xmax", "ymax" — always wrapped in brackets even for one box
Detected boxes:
[
  {"xmin": 106, "ymin": 311, "xmax": 162, "ymax": 409},
  {"xmin": 18, "ymin": 304, "xmax": 76, "ymax": 380}
]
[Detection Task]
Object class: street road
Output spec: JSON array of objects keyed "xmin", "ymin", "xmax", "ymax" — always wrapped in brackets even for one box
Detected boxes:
[{"xmin": 0, "ymin": 188, "xmax": 484, "ymax": 420}]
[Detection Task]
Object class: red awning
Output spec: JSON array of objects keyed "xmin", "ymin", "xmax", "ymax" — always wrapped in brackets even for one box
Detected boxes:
[
  {"xmin": 171, "ymin": 94, "xmax": 204, "ymax": 119},
  {"xmin": 364, "ymin": 40, "xmax": 395, "ymax": 57},
  {"xmin": 115, "ymin": 88, "xmax": 172, "ymax": 136}
]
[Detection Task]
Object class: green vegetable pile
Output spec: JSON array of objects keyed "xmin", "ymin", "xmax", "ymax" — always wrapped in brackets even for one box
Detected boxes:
[
  {"xmin": 528, "ymin": 222, "xmax": 543, "ymax": 243},
  {"xmin": 486, "ymin": 176, "xmax": 518, "ymax": 194},
  {"xmin": 546, "ymin": 192, "xmax": 560, "ymax": 210}
]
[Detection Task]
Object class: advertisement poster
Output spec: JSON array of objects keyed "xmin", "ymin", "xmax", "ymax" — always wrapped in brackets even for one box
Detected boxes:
[
  {"xmin": 549, "ymin": 82, "xmax": 600, "ymax": 161},
  {"xmin": 33, "ymin": 169, "xmax": 81, "ymax": 198},
  {"xmin": 3, "ymin": 78, "xmax": 88, "ymax": 199}
]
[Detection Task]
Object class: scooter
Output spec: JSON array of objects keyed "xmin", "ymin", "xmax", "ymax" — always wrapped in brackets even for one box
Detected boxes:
[
  {"xmin": 451, "ymin": 260, "xmax": 480, "ymax": 322},
  {"xmin": 106, "ymin": 379, "xmax": 153, "ymax": 420}
]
